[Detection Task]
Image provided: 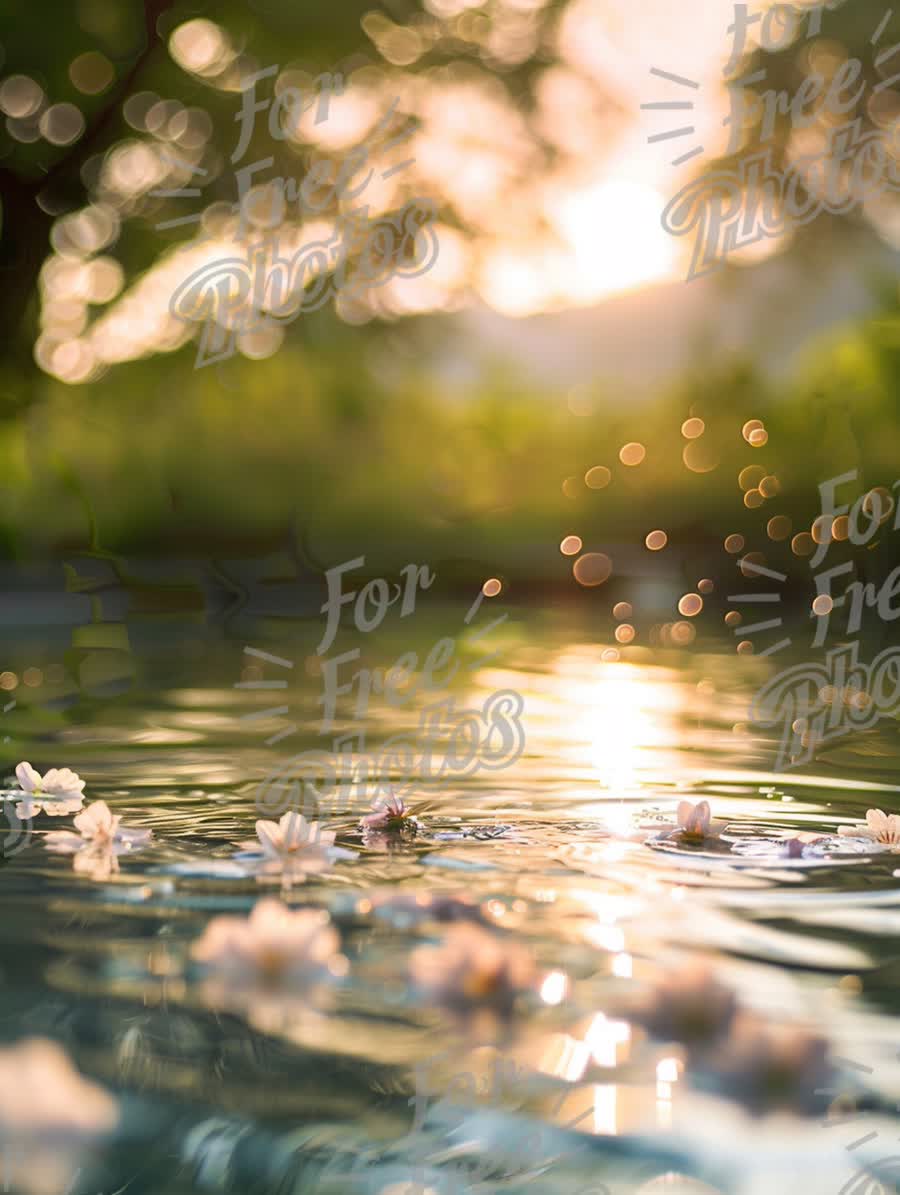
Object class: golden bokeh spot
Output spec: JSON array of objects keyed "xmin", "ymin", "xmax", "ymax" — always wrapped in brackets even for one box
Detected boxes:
[
  {"xmin": 863, "ymin": 487, "xmax": 893, "ymax": 523},
  {"xmin": 678, "ymin": 593, "xmax": 703, "ymax": 617},
  {"xmin": 683, "ymin": 439, "xmax": 719, "ymax": 473},
  {"xmin": 738, "ymin": 465, "xmax": 765, "ymax": 491},
  {"xmin": 681, "ymin": 417, "xmax": 705, "ymax": 440},
  {"xmin": 69, "ymin": 51, "xmax": 114, "ymax": 95},
  {"xmin": 573, "ymin": 553, "xmax": 612, "ymax": 587},
  {"xmin": 811, "ymin": 515, "xmax": 832, "ymax": 544},
  {"xmin": 671, "ymin": 621, "xmax": 695, "ymax": 645},
  {"xmin": 740, "ymin": 552, "xmax": 766, "ymax": 577},
  {"xmin": 767, "ymin": 515, "xmax": 792, "ymax": 541},
  {"xmin": 619, "ymin": 442, "xmax": 646, "ymax": 467},
  {"xmin": 585, "ymin": 465, "xmax": 611, "ymax": 490}
]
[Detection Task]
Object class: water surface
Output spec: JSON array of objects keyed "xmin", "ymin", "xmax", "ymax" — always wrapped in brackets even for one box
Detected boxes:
[{"xmin": 2, "ymin": 605, "xmax": 899, "ymax": 1195}]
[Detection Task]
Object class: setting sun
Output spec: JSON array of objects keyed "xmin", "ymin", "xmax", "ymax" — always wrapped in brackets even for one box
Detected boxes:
[{"xmin": 553, "ymin": 179, "xmax": 679, "ymax": 302}]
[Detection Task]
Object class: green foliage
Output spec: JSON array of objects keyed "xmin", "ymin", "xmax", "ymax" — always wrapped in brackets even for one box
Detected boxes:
[{"xmin": 0, "ymin": 289, "xmax": 894, "ymax": 574}]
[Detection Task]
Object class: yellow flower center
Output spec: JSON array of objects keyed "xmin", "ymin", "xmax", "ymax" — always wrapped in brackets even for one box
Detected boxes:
[
  {"xmin": 463, "ymin": 967, "xmax": 501, "ymax": 999},
  {"xmin": 257, "ymin": 947, "xmax": 287, "ymax": 978}
]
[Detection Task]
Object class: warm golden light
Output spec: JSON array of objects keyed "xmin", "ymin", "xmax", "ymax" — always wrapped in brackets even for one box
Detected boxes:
[
  {"xmin": 585, "ymin": 465, "xmax": 612, "ymax": 490},
  {"xmin": 573, "ymin": 553, "xmax": 612, "ymax": 587},
  {"xmin": 620, "ymin": 442, "xmax": 646, "ymax": 467}
]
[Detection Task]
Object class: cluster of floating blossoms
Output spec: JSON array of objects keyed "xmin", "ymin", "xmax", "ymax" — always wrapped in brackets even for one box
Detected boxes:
[
  {"xmin": 9, "ymin": 762, "xmax": 153, "ymax": 880},
  {"xmin": 629, "ymin": 962, "xmax": 831, "ymax": 1116},
  {"xmin": 14, "ymin": 760, "xmax": 900, "ymax": 1121},
  {"xmin": 15, "ymin": 761, "xmax": 86, "ymax": 817},
  {"xmin": 626, "ymin": 797, "xmax": 900, "ymax": 864},
  {"xmin": 236, "ymin": 810, "xmax": 341, "ymax": 888}
]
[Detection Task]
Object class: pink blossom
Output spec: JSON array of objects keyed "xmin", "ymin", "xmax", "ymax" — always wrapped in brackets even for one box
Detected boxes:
[
  {"xmin": 237, "ymin": 811, "xmax": 336, "ymax": 886},
  {"xmin": 410, "ymin": 924, "xmax": 535, "ymax": 1016},
  {"xmin": 360, "ymin": 791, "xmax": 416, "ymax": 833}
]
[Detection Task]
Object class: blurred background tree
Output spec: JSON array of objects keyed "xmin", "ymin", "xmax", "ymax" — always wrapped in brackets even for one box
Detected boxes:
[{"xmin": 0, "ymin": 0, "xmax": 896, "ymax": 568}]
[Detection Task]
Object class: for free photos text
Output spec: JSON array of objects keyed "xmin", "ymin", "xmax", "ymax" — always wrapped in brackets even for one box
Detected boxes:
[
  {"xmin": 167, "ymin": 67, "xmax": 439, "ymax": 368},
  {"xmin": 750, "ymin": 470, "xmax": 900, "ymax": 770},
  {"xmin": 655, "ymin": 2, "xmax": 898, "ymax": 279},
  {"xmin": 254, "ymin": 558, "xmax": 525, "ymax": 818}
]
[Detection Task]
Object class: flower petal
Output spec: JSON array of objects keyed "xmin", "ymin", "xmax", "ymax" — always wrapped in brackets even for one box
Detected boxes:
[
  {"xmin": 866, "ymin": 808, "xmax": 887, "ymax": 833},
  {"xmin": 255, "ymin": 820, "xmax": 283, "ymax": 857},
  {"xmin": 15, "ymin": 762, "xmax": 41, "ymax": 793},
  {"xmin": 40, "ymin": 768, "xmax": 85, "ymax": 796},
  {"xmin": 74, "ymin": 801, "xmax": 115, "ymax": 839},
  {"xmin": 677, "ymin": 801, "xmax": 695, "ymax": 829},
  {"xmin": 44, "ymin": 831, "xmax": 85, "ymax": 854}
]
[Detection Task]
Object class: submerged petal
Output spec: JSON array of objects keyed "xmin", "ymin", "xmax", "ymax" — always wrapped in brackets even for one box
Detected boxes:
[
  {"xmin": 74, "ymin": 801, "xmax": 119, "ymax": 841},
  {"xmin": 43, "ymin": 831, "xmax": 85, "ymax": 855}
]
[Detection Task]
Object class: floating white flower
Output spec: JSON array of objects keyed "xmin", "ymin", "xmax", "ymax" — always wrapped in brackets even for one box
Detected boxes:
[
  {"xmin": 237, "ymin": 811, "xmax": 338, "ymax": 886},
  {"xmin": 409, "ymin": 924, "xmax": 535, "ymax": 1017},
  {"xmin": 44, "ymin": 801, "xmax": 151, "ymax": 880},
  {"xmin": 630, "ymin": 800, "xmax": 726, "ymax": 847},
  {"xmin": 192, "ymin": 899, "xmax": 339, "ymax": 979},
  {"xmin": 191, "ymin": 899, "xmax": 348, "ymax": 1020},
  {"xmin": 14, "ymin": 762, "xmax": 85, "ymax": 818},
  {"xmin": 0, "ymin": 1037, "xmax": 117, "ymax": 1195},
  {"xmin": 675, "ymin": 800, "xmax": 722, "ymax": 844},
  {"xmin": 45, "ymin": 800, "xmax": 151, "ymax": 855},
  {"xmin": 630, "ymin": 962, "xmax": 737, "ymax": 1054},
  {"xmin": 838, "ymin": 808, "xmax": 900, "ymax": 851}
]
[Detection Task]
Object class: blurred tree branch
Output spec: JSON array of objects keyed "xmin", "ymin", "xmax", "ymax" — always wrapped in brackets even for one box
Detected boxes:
[{"xmin": 0, "ymin": 0, "xmax": 175, "ymax": 363}]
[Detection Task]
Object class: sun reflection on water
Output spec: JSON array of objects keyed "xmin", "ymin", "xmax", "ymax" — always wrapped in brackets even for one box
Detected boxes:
[{"xmin": 539, "ymin": 649, "xmax": 688, "ymax": 795}]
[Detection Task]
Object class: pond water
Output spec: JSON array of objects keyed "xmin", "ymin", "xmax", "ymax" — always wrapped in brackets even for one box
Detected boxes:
[{"xmin": 2, "ymin": 598, "xmax": 899, "ymax": 1195}]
